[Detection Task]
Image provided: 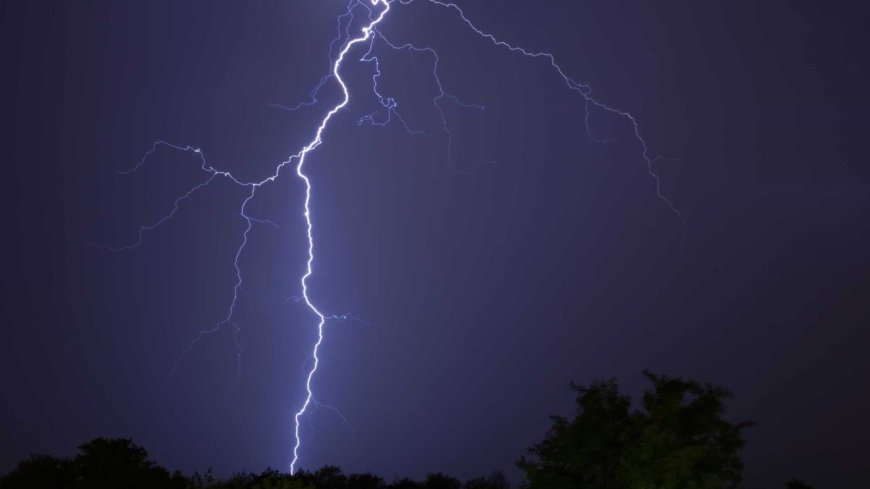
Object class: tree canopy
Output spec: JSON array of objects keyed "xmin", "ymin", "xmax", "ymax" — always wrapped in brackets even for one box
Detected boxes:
[
  {"xmin": 0, "ymin": 437, "xmax": 186, "ymax": 489},
  {"xmin": 517, "ymin": 371, "xmax": 753, "ymax": 489}
]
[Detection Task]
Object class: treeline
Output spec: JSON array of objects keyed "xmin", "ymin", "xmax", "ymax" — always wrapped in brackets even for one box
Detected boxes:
[
  {"xmin": 0, "ymin": 438, "xmax": 506, "ymax": 489},
  {"xmin": 189, "ymin": 466, "xmax": 508, "ymax": 489},
  {"xmin": 0, "ymin": 371, "xmax": 817, "ymax": 489}
]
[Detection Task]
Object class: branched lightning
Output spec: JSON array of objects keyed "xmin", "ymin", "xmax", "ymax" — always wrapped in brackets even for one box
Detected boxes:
[
  {"xmin": 109, "ymin": 0, "xmax": 685, "ymax": 476},
  {"xmin": 289, "ymin": 0, "xmax": 393, "ymax": 474},
  {"xmin": 407, "ymin": 0, "xmax": 685, "ymax": 227},
  {"xmin": 362, "ymin": 30, "xmax": 486, "ymax": 170}
]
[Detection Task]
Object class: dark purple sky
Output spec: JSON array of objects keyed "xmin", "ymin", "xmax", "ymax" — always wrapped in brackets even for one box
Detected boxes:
[{"xmin": 2, "ymin": 1, "xmax": 869, "ymax": 487}]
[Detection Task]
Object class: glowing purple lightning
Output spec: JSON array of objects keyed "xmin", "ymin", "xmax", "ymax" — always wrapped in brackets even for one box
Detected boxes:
[
  {"xmin": 289, "ymin": 0, "xmax": 393, "ymax": 474},
  {"xmin": 110, "ymin": 0, "xmax": 684, "ymax": 476},
  {"xmin": 108, "ymin": 0, "xmax": 397, "ymax": 473},
  {"xmin": 293, "ymin": 0, "xmax": 683, "ymax": 471}
]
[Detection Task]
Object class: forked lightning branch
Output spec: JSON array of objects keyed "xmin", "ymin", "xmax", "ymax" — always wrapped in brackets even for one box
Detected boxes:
[{"xmin": 111, "ymin": 0, "xmax": 682, "ymax": 474}]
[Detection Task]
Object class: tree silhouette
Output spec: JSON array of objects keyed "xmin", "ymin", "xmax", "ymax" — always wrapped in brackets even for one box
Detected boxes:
[
  {"xmin": 517, "ymin": 379, "xmax": 633, "ymax": 489},
  {"xmin": 423, "ymin": 473, "xmax": 461, "ymax": 489},
  {"xmin": 518, "ymin": 371, "xmax": 752, "ymax": 489},
  {"xmin": 0, "ymin": 437, "xmax": 185, "ymax": 489},
  {"xmin": 74, "ymin": 438, "xmax": 186, "ymax": 489},
  {"xmin": 348, "ymin": 473, "xmax": 385, "ymax": 489},
  {"xmin": 463, "ymin": 472, "xmax": 509, "ymax": 489},
  {"xmin": 0, "ymin": 454, "xmax": 74, "ymax": 489},
  {"xmin": 314, "ymin": 465, "xmax": 347, "ymax": 489}
]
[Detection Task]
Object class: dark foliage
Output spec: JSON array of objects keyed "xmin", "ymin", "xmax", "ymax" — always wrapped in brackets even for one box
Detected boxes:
[
  {"xmin": 4, "ymin": 372, "xmax": 804, "ymax": 489},
  {"xmin": 75, "ymin": 438, "xmax": 187, "ymax": 489},
  {"xmin": 462, "ymin": 472, "xmax": 509, "ymax": 489},
  {"xmin": 0, "ymin": 438, "xmax": 186, "ymax": 489},
  {"xmin": 388, "ymin": 478, "xmax": 424, "ymax": 489},
  {"xmin": 0, "ymin": 454, "xmax": 75, "ymax": 489},
  {"xmin": 423, "ymin": 473, "xmax": 461, "ymax": 489},
  {"xmin": 0, "ymin": 445, "xmax": 508, "ymax": 489},
  {"xmin": 517, "ymin": 371, "xmax": 753, "ymax": 489}
]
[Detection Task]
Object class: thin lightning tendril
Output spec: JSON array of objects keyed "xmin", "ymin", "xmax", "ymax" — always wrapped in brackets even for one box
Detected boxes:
[
  {"xmin": 411, "ymin": 0, "xmax": 685, "ymax": 229},
  {"xmin": 109, "ymin": 0, "xmax": 685, "ymax": 476}
]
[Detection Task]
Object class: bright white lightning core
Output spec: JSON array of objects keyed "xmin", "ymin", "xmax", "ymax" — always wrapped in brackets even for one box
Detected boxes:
[
  {"xmin": 110, "ymin": 0, "xmax": 683, "ymax": 476},
  {"xmin": 289, "ymin": 0, "xmax": 392, "ymax": 475}
]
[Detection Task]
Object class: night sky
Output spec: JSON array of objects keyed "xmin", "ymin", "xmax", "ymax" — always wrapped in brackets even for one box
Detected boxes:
[{"xmin": 2, "ymin": 1, "xmax": 869, "ymax": 487}]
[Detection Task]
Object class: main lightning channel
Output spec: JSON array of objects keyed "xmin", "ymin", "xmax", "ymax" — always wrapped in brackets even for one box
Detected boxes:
[
  {"xmin": 107, "ymin": 1, "xmax": 393, "ymax": 470},
  {"xmin": 290, "ymin": 0, "xmax": 392, "ymax": 475},
  {"xmin": 112, "ymin": 0, "xmax": 685, "ymax": 474}
]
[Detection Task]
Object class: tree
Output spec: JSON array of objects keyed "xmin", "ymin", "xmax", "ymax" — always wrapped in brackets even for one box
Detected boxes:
[
  {"xmin": 424, "ymin": 473, "xmax": 461, "ymax": 489},
  {"xmin": 74, "ymin": 437, "xmax": 186, "ymax": 489},
  {"xmin": 622, "ymin": 372, "xmax": 752, "ymax": 489},
  {"xmin": 464, "ymin": 471, "xmax": 510, "ymax": 489},
  {"xmin": 0, "ymin": 454, "xmax": 74, "ymax": 489},
  {"xmin": 518, "ymin": 379, "xmax": 634, "ymax": 489},
  {"xmin": 1, "ymin": 438, "xmax": 186, "ymax": 489},
  {"xmin": 348, "ymin": 473, "xmax": 386, "ymax": 489},
  {"xmin": 314, "ymin": 466, "xmax": 348, "ymax": 489},
  {"xmin": 518, "ymin": 371, "xmax": 752, "ymax": 489}
]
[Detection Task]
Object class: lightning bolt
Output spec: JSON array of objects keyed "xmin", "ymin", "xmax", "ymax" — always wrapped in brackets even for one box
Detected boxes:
[
  {"xmin": 292, "ymin": 0, "xmax": 684, "ymax": 470},
  {"xmin": 109, "ymin": 0, "xmax": 685, "ymax": 476},
  {"xmin": 290, "ymin": 0, "xmax": 393, "ymax": 475}
]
